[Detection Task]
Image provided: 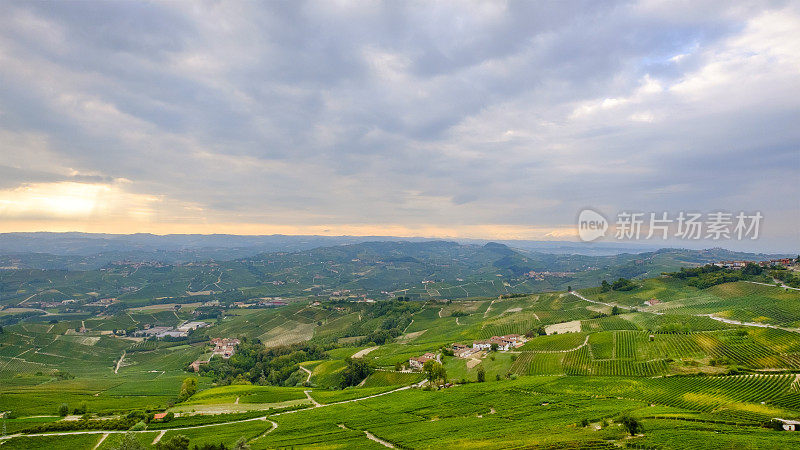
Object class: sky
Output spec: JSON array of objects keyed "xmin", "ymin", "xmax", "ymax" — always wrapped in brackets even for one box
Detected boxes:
[{"xmin": 0, "ymin": 1, "xmax": 798, "ymax": 252}]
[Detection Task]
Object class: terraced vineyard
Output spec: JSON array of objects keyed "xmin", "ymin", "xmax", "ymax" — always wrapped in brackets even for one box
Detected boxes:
[{"xmin": 3, "ymin": 268, "xmax": 800, "ymax": 449}]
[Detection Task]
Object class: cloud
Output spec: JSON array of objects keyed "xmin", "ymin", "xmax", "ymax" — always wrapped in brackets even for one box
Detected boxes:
[{"xmin": 0, "ymin": 1, "xmax": 797, "ymax": 251}]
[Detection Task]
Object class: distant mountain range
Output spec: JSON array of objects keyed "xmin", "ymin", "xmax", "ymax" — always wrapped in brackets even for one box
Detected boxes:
[
  {"xmin": 0, "ymin": 232, "xmax": 710, "ymax": 270},
  {"xmin": 0, "ymin": 237, "xmax": 791, "ymax": 308}
]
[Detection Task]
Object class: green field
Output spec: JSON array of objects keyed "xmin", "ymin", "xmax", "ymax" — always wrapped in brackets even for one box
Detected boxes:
[{"xmin": 3, "ymin": 267, "xmax": 800, "ymax": 449}]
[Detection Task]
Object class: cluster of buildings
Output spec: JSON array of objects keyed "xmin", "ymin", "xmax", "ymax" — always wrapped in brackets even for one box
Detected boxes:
[
  {"xmin": 85, "ymin": 297, "xmax": 118, "ymax": 307},
  {"xmin": 135, "ymin": 321, "xmax": 208, "ymax": 339},
  {"xmin": 32, "ymin": 299, "xmax": 76, "ymax": 308},
  {"xmin": 715, "ymin": 259, "xmax": 795, "ymax": 269},
  {"xmin": 409, "ymin": 352, "xmax": 438, "ymax": 370},
  {"xmin": 524, "ymin": 271, "xmax": 575, "ymax": 280},
  {"xmin": 407, "ymin": 335, "xmax": 528, "ymax": 371},
  {"xmin": 211, "ymin": 337, "xmax": 241, "ymax": 359},
  {"xmin": 189, "ymin": 337, "xmax": 241, "ymax": 372},
  {"xmin": 231, "ymin": 298, "xmax": 289, "ymax": 308},
  {"xmin": 471, "ymin": 334, "xmax": 526, "ymax": 352}
]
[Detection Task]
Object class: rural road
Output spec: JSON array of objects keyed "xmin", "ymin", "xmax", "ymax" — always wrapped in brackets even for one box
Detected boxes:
[
  {"xmin": 573, "ymin": 287, "xmax": 799, "ymax": 333},
  {"xmin": 304, "ymin": 390, "xmax": 321, "ymax": 407},
  {"xmin": 0, "ymin": 381, "xmax": 430, "ymax": 445},
  {"xmin": 114, "ymin": 351, "xmax": 126, "ymax": 374},
  {"xmin": 569, "ymin": 292, "xmax": 632, "ymax": 310},
  {"xmin": 0, "ymin": 416, "xmax": 272, "ymax": 441},
  {"xmin": 745, "ymin": 280, "xmax": 800, "ymax": 291},
  {"xmin": 299, "ymin": 365, "xmax": 313, "ymax": 383},
  {"xmin": 527, "ymin": 335, "xmax": 591, "ymax": 354},
  {"xmin": 351, "ymin": 346, "xmax": 378, "ymax": 358},
  {"xmin": 338, "ymin": 423, "xmax": 395, "ymax": 448}
]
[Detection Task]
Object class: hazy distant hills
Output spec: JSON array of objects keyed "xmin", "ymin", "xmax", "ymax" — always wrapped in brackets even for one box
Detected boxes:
[{"xmin": 0, "ymin": 237, "xmax": 791, "ymax": 307}]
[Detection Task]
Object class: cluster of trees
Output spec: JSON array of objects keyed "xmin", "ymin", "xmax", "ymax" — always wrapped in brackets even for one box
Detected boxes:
[
  {"xmin": 772, "ymin": 266, "xmax": 800, "ymax": 288},
  {"xmin": 336, "ymin": 300, "xmax": 423, "ymax": 346},
  {"xmin": 58, "ymin": 402, "xmax": 87, "ymax": 416},
  {"xmin": 525, "ymin": 326, "xmax": 547, "ymax": 338},
  {"xmin": 423, "ymin": 360, "xmax": 447, "ymax": 386},
  {"xmin": 339, "ymin": 357, "xmax": 374, "ymax": 388},
  {"xmin": 179, "ymin": 378, "xmax": 198, "ymax": 402},
  {"xmin": 667, "ymin": 263, "xmax": 771, "ymax": 289},
  {"xmin": 198, "ymin": 339, "xmax": 329, "ymax": 386},
  {"xmin": 600, "ymin": 278, "xmax": 636, "ymax": 292}
]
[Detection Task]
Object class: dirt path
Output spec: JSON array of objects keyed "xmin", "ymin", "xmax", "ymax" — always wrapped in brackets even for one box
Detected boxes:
[
  {"xmin": 234, "ymin": 396, "xmax": 240, "ymax": 405},
  {"xmin": 274, "ymin": 382, "xmax": 426, "ymax": 416},
  {"xmin": 352, "ymin": 346, "xmax": 378, "ymax": 358},
  {"xmin": 300, "ymin": 365, "xmax": 313, "ymax": 383},
  {"xmin": 745, "ymin": 280, "xmax": 800, "ymax": 291},
  {"xmin": 152, "ymin": 430, "xmax": 167, "ymax": 445},
  {"xmin": 569, "ymin": 292, "xmax": 631, "ymax": 310},
  {"xmin": 526, "ymin": 335, "xmax": 590, "ymax": 354},
  {"xmin": 455, "ymin": 317, "xmax": 461, "ymax": 325},
  {"xmin": 365, "ymin": 430, "xmax": 395, "ymax": 448},
  {"xmin": 484, "ymin": 299, "xmax": 496, "ymax": 318},
  {"xmin": 700, "ymin": 313, "xmax": 800, "ymax": 333},
  {"xmin": 438, "ymin": 307, "xmax": 444, "ymax": 318},
  {"xmin": 92, "ymin": 433, "xmax": 109, "ymax": 450},
  {"xmin": 250, "ymin": 420, "xmax": 278, "ymax": 442},
  {"xmin": 304, "ymin": 390, "xmax": 321, "ymax": 407},
  {"xmin": 1, "ymin": 416, "xmax": 272, "ymax": 441},
  {"xmin": 338, "ymin": 424, "xmax": 395, "ymax": 448},
  {"xmin": 3, "ymin": 383, "xmax": 425, "ymax": 443},
  {"xmin": 114, "ymin": 351, "xmax": 126, "ymax": 374}
]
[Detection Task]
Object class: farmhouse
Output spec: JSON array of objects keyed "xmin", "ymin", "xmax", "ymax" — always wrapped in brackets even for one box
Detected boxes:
[
  {"xmin": 452, "ymin": 343, "xmax": 477, "ymax": 358},
  {"xmin": 211, "ymin": 337, "xmax": 241, "ymax": 359},
  {"xmin": 190, "ymin": 360, "xmax": 208, "ymax": 372},
  {"xmin": 473, "ymin": 335, "xmax": 526, "ymax": 351},
  {"xmin": 409, "ymin": 352, "xmax": 437, "ymax": 370}
]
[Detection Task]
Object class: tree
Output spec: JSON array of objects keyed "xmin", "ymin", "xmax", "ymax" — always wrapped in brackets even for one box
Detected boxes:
[
  {"xmin": 179, "ymin": 377, "xmax": 198, "ymax": 402},
  {"xmin": 154, "ymin": 434, "xmax": 190, "ymax": 450},
  {"xmin": 118, "ymin": 432, "xmax": 146, "ymax": 450},
  {"xmin": 162, "ymin": 412, "xmax": 175, "ymax": 422},
  {"xmin": 423, "ymin": 360, "xmax": 446, "ymax": 386},
  {"xmin": 58, "ymin": 403, "xmax": 69, "ymax": 417},
  {"xmin": 742, "ymin": 262, "xmax": 763, "ymax": 276},
  {"xmin": 477, "ymin": 367, "xmax": 485, "ymax": 382},
  {"xmin": 619, "ymin": 415, "xmax": 641, "ymax": 435},
  {"xmin": 567, "ymin": 286, "xmax": 572, "ymax": 292},
  {"xmin": 601, "ymin": 280, "xmax": 611, "ymax": 292},
  {"xmin": 72, "ymin": 403, "xmax": 87, "ymax": 415},
  {"xmin": 611, "ymin": 306, "xmax": 620, "ymax": 316},
  {"xmin": 581, "ymin": 418, "xmax": 589, "ymax": 427},
  {"xmin": 766, "ymin": 419, "xmax": 785, "ymax": 431},
  {"xmin": 340, "ymin": 358, "xmax": 374, "ymax": 388},
  {"xmin": 394, "ymin": 362, "xmax": 402, "ymax": 371},
  {"xmin": 234, "ymin": 437, "xmax": 251, "ymax": 450},
  {"xmin": 490, "ymin": 343, "xmax": 499, "ymax": 352}
]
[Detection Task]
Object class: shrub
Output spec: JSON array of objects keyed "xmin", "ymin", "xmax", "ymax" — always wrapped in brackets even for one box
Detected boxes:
[
  {"xmin": 619, "ymin": 415, "xmax": 642, "ymax": 435},
  {"xmin": 58, "ymin": 403, "xmax": 69, "ymax": 417}
]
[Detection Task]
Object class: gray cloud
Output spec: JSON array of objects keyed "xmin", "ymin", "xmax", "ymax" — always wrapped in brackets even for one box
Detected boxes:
[{"xmin": 0, "ymin": 0, "xmax": 797, "ymax": 251}]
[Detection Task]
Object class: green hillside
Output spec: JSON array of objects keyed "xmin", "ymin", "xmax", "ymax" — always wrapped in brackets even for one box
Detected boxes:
[{"xmin": 2, "ymin": 259, "xmax": 800, "ymax": 448}]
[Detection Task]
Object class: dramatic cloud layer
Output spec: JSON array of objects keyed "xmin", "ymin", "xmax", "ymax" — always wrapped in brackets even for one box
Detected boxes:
[{"xmin": 0, "ymin": 1, "xmax": 797, "ymax": 250}]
